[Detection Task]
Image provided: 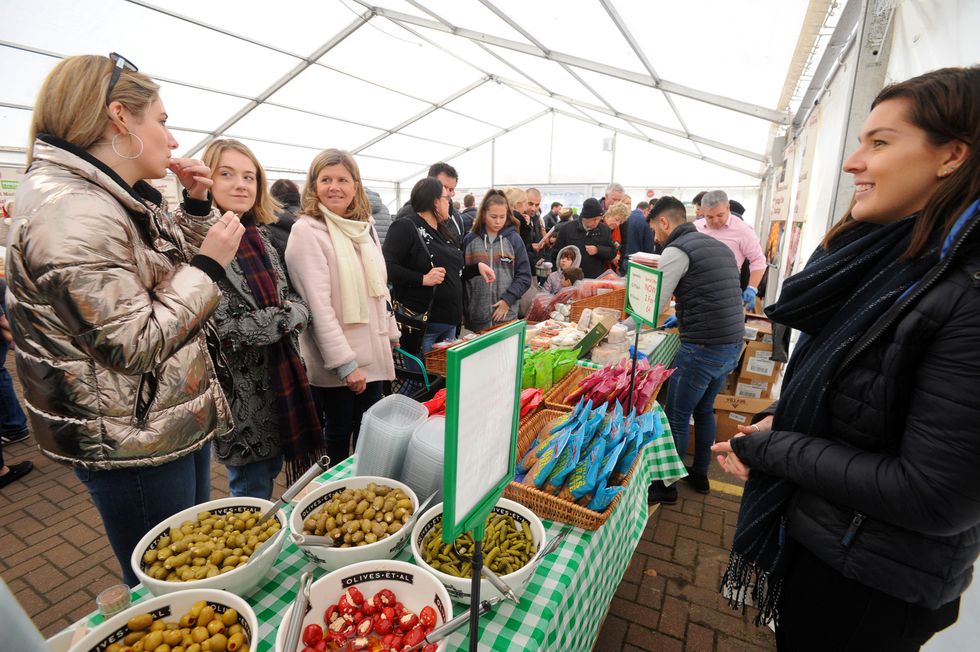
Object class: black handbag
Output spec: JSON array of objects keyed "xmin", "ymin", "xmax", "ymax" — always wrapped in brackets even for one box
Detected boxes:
[{"xmin": 392, "ymin": 224, "xmax": 437, "ymax": 355}]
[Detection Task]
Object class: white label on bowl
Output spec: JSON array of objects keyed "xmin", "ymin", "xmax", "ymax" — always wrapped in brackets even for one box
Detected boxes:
[{"xmin": 342, "ymin": 570, "xmax": 416, "ymax": 587}]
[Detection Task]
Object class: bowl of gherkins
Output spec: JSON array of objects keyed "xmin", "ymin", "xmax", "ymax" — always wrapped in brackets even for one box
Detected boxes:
[{"xmin": 409, "ymin": 498, "xmax": 546, "ymax": 605}]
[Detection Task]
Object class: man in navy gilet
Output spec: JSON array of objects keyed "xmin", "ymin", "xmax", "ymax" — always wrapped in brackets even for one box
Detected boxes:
[{"xmin": 646, "ymin": 197, "xmax": 745, "ymax": 504}]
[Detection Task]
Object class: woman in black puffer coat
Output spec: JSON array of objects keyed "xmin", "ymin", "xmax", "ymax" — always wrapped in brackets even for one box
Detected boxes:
[{"xmin": 713, "ymin": 66, "xmax": 980, "ymax": 652}]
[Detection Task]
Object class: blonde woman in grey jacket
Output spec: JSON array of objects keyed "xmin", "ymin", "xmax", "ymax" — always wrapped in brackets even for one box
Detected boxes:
[{"xmin": 7, "ymin": 54, "xmax": 242, "ymax": 584}]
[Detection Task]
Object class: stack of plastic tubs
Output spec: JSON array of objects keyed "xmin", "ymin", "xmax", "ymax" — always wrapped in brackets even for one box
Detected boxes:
[
  {"xmin": 354, "ymin": 394, "xmax": 429, "ymax": 479},
  {"xmin": 400, "ymin": 416, "xmax": 445, "ymax": 502}
]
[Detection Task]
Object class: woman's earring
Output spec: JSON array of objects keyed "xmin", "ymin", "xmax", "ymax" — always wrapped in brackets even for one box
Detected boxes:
[{"xmin": 111, "ymin": 132, "xmax": 144, "ymax": 160}]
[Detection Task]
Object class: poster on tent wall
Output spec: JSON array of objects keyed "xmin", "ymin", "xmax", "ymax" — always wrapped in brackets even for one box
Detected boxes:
[
  {"xmin": 765, "ymin": 221, "xmax": 785, "ymax": 265},
  {"xmin": 770, "ymin": 141, "xmax": 796, "ymax": 223},
  {"xmin": 784, "ymin": 222, "xmax": 804, "ymax": 278},
  {"xmin": 793, "ymin": 107, "xmax": 821, "ymax": 223}
]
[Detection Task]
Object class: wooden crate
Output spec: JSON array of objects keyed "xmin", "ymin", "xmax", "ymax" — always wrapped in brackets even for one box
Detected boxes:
[{"xmin": 504, "ymin": 409, "xmax": 639, "ymax": 531}]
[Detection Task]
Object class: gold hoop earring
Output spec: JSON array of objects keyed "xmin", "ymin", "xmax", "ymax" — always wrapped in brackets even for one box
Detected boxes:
[{"xmin": 111, "ymin": 132, "xmax": 144, "ymax": 160}]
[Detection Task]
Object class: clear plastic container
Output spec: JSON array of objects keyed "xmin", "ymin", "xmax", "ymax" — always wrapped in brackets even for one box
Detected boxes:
[
  {"xmin": 400, "ymin": 416, "xmax": 445, "ymax": 502},
  {"xmin": 354, "ymin": 394, "xmax": 429, "ymax": 479}
]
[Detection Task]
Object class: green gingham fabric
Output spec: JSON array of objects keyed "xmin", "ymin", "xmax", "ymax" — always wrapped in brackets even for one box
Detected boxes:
[{"xmin": 83, "ymin": 406, "xmax": 685, "ymax": 652}]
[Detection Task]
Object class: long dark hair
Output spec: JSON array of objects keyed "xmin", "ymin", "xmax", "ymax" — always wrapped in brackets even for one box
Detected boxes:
[
  {"xmin": 471, "ymin": 189, "xmax": 518, "ymax": 233},
  {"xmin": 823, "ymin": 66, "xmax": 979, "ymax": 259}
]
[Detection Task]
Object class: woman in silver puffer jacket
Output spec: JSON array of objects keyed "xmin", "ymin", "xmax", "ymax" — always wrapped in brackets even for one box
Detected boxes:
[{"xmin": 7, "ymin": 54, "xmax": 243, "ymax": 585}]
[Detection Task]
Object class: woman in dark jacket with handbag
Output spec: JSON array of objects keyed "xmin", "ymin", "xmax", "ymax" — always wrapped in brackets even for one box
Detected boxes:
[
  {"xmin": 713, "ymin": 66, "xmax": 978, "ymax": 651},
  {"xmin": 383, "ymin": 177, "xmax": 464, "ymax": 354}
]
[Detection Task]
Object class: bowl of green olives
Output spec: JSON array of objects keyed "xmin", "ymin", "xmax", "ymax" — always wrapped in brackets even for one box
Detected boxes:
[
  {"xmin": 68, "ymin": 588, "xmax": 258, "ymax": 652},
  {"xmin": 410, "ymin": 498, "xmax": 546, "ymax": 605},
  {"xmin": 288, "ymin": 476, "xmax": 418, "ymax": 571},
  {"xmin": 131, "ymin": 497, "xmax": 287, "ymax": 597}
]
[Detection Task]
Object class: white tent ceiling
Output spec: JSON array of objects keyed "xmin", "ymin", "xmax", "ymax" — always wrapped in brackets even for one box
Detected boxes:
[{"xmin": 0, "ymin": 0, "xmax": 821, "ymax": 191}]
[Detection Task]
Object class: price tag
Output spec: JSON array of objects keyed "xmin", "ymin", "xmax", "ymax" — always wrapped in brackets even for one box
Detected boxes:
[{"xmin": 625, "ymin": 261, "xmax": 663, "ymax": 328}]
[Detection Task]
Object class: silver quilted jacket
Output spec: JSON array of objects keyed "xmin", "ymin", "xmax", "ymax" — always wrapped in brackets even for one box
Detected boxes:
[{"xmin": 6, "ymin": 137, "xmax": 233, "ymax": 470}]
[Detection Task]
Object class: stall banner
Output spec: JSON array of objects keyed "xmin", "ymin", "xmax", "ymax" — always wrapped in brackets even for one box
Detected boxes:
[
  {"xmin": 784, "ymin": 222, "xmax": 804, "ymax": 279},
  {"xmin": 769, "ymin": 140, "xmax": 795, "ymax": 223},
  {"xmin": 765, "ymin": 221, "xmax": 785, "ymax": 265},
  {"xmin": 792, "ymin": 107, "xmax": 821, "ymax": 223}
]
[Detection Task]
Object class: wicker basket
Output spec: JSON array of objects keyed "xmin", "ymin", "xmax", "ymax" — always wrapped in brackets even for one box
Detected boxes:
[
  {"xmin": 423, "ymin": 320, "xmax": 518, "ymax": 376},
  {"xmin": 504, "ymin": 409, "xmax": 639, "ymax": 530},
  {"xmin": 568, "ymin": 288, "xmax": 627, "ymax": 324},
  {"xmin": 541, "ymin": 366, "xmax": 595, "ymax": 412}
]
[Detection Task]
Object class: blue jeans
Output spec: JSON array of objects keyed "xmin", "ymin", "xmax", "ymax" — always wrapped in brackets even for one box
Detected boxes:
[
  {"xmin": 74, "ymin": 443, "xmax": 212, "ymax": 586},
  {"xmin": 422, "ymin": 322, "xmax": 458, "ymax": 353},
  {"xmin": 0, "ymin": 339, "xmax": 27, "ymax": 439},
  {"xmin": 665, "ymin": 341, "xmax": 742, "ymax": 475},
  {"xmin": 226, "ymin": 455, "xmax": 284, "ymax": 500}
]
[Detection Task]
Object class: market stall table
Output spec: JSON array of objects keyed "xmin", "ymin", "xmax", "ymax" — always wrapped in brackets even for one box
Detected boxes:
[{"xmin": 72, "ymin": 406, "xmax": 684, "ymax": 652}]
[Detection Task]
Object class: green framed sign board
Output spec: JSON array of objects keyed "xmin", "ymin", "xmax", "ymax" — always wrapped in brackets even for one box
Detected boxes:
[
  {"xmin": 442, "ymin": 320, "xmax": 526, "ymax": 542},
  {"xmin": 625, "ymin": 261, "xmax": 664, "ymax": 328}
]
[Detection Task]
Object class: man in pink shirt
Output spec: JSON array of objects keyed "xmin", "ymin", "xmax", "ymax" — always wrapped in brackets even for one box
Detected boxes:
[{"xmin": 694, "ymin": 190, "xmax": 767, "ymax": 309}]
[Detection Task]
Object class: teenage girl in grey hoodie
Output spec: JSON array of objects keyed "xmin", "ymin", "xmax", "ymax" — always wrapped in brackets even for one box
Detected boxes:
[{"xmin": 461, "ymin": 190, "xmax": 532, "ymax": 332}]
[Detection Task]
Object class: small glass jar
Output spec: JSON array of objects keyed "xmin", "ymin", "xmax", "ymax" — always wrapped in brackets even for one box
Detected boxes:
[{"xmin": 96, "ymin": 584, "xmax": 131, "ymax": 618}]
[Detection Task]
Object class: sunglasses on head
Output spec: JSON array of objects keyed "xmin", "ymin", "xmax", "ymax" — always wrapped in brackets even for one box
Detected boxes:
[{"xmin": 106, "ymin": 52, "xmax": 138, "ymax": 107}]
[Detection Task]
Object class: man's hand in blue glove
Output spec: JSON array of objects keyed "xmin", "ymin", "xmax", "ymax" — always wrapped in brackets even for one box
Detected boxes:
[
  {"xmin": 742, "ymin": 286, "xmax": 758, "ymax": 310},
  {"xmin": 662, "ymin": 315, "xmax": 678, "ymax": 329}
]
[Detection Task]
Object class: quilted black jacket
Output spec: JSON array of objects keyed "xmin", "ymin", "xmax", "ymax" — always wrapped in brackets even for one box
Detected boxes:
[{"xmin": 734, "ymin": 209, "xmax": 980, "ymax": 609}]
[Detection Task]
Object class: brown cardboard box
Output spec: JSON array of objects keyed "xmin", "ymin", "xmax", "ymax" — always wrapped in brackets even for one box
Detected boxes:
[
  {"xmin": 744, "ymin": 318, "xmax": 774, "ymax": 344},
  {"xmin": 713, "ymin": 394, "xmax": 773, "ymax": 442},
  {"xmin": 740, "ymin": 341, "xmax": 782, "ymax": 382},
  {"xmin": 733, "ymin": 376, "xmax": 773, "ymax": 399}
]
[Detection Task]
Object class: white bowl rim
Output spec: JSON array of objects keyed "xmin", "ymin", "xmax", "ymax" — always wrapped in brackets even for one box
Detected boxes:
[
  {"xmin": 130, "ymin": 496, "xmax": 286, "ymax": 587},
  {"xmin": 273, "ymin": 558, "xmax": 453, "ymax": 652},
  {"xmin": 68, "ymin": 588, "xmax": 257, "ymax": 652},
  {"xmin": 410, "ymin": 497, "xmax": 545, "ymax": 585},
  {"xmin": 288, "ymin": 475, "xmax": 419, "ymax": 555}
]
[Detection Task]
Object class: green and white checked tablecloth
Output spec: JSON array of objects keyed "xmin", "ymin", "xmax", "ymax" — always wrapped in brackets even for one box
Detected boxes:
[{"xmin": 82, "ymin": 405, "xmax": 684, "ymax": 652}]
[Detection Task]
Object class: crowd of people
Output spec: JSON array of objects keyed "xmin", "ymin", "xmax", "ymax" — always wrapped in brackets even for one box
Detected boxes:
[{"xmin": 0, "ymin": 52, "xmax": 978, "ymax": 651}]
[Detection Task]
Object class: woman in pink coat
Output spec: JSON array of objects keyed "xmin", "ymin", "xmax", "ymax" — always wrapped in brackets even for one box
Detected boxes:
[{"xmin": 285, "ymin": 149, "xmax": 399, "ymax": 465}]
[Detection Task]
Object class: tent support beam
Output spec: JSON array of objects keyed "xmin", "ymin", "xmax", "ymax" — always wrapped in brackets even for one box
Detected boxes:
[
  {"xmin": 498, "ymin": 78, "xmax": 766, "ymax": 163},
  {"xmin": 351, "ymin": 78, "xmax": 489, "ymax": 154},
  {"xmin": 181, "ymin": 12, "xmax": 371, "ymax": 158},
  {"xmin": 597, "ymin": 0, "xmax": 703, "ymax": 155},
  {"xmin": 367, "ymin": 5, "xmax": 790, "ymax": 125},
  {"xmin": 553, "ymin": 109, "xmax": 762, "ymax": 179},
  {"xmin": 398, "ymin": 110, "xmax": 551, "ymax": 184}
]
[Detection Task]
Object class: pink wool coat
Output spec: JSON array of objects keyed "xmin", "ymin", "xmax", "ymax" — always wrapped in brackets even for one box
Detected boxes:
[{"xmin": 285, "ymin": 214, "xmax": 399, "ymax": 388}]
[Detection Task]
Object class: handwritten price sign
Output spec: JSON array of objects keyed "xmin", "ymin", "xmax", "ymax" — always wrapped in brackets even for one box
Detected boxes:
[{"xmin": 626, "ymin": 261, "xmax": 663, "ymax": 328}]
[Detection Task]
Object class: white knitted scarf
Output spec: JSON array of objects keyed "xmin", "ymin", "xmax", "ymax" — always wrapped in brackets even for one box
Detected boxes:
[{"xmin": 319, "ymin": 203, "xmax": 388, "ymax": 324}]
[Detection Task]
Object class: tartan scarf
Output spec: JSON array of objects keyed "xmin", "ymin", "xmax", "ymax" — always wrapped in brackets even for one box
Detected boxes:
[
  {"xmin": 237, "ymin": 219, "xmax": 325, "ymax": 484},
  {"xmin": 722, "ymin": 214, "xmax": 938, "ymax": 626}
]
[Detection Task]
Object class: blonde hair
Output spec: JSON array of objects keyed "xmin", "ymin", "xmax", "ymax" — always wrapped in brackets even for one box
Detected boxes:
[
  {"xmin": 28, "ymin": 55, "xmax": 159, "ymax": 164},
  {"xmin": 605, "ymin": 202, "xmax": 630, "ymax": 225},
  {"xmin": 503, "ymin": 187, "xmax": 527, "ymax": 211},
  {"xmin": 202, "ymin": 139, "xmax": 280, "ymax": 225},
  {"xmin": 301, "ymin": 149, "xmax": 371, "ymax": 222}
]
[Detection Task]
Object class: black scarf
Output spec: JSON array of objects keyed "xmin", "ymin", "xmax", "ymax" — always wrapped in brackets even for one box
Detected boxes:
[{"xmin": 722, "ymin": 215, "xmax": 939, "ymax": 625}]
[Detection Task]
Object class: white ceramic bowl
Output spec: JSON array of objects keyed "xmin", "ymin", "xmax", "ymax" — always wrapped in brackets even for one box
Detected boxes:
[
  {"xmin": 68, "ymin": 589, "xmax": 258, "ymax": 652},
  {"xmin": 289, "ymin": 476, "xmax": 418, "ymax": 571},
  {"xmin": 131, "ymin": 497, "xmax": 287, "ymax": 597},
  {"xmin": 274, "ymin": 559, "xmax": 452, "ymax": 652},
  {"xmin": 410, "ymin": 498, "xmax": 546, "ymax": 605}
]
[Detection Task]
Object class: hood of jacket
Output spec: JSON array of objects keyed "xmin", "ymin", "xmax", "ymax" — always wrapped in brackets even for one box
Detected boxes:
[
  {"xmin": 556, "ymin": 244, "xmax": 582, "ymax": 268},
  {"xmin": 6, "ymin": 136, "xmax": 232, "ymax": 470}
]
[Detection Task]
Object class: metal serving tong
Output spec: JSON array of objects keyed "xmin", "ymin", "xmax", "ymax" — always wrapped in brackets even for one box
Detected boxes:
[
  {"xmin": 256, "ymin": 455, "xmax": 331, "ymax": 526},
  {"xmin": 282, "ymin": 572, "xmax": 313, "ymax": 652},
  {"xmin": 404, "ymin": 596, "xmax": 503, "ymax": 652}
]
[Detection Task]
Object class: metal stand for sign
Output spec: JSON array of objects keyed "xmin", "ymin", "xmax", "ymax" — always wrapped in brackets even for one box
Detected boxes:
[{"xmin": 441, "ymin": 321, "xmax": 526, "ymax": 652}]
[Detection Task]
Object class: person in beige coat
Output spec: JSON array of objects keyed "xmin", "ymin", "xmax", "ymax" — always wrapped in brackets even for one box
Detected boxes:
[
  {"xmin": 7, "ymin": 54, "xmax": 242, "ymax": 584},
  {"xmin": 286, "ymin": 149, "xmax": 399, "ymax": 465}
]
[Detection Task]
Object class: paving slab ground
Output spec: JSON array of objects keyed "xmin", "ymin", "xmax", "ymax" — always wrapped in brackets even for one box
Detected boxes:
[{"xmin": 0, "ymin": 350, "xmax": 774, "ymax": 650}]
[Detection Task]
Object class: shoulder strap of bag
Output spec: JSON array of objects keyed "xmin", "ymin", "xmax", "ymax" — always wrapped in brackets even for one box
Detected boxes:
[{"xmin": 413, "ymin": 222, "xmax": 437, "ymax": 315}]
